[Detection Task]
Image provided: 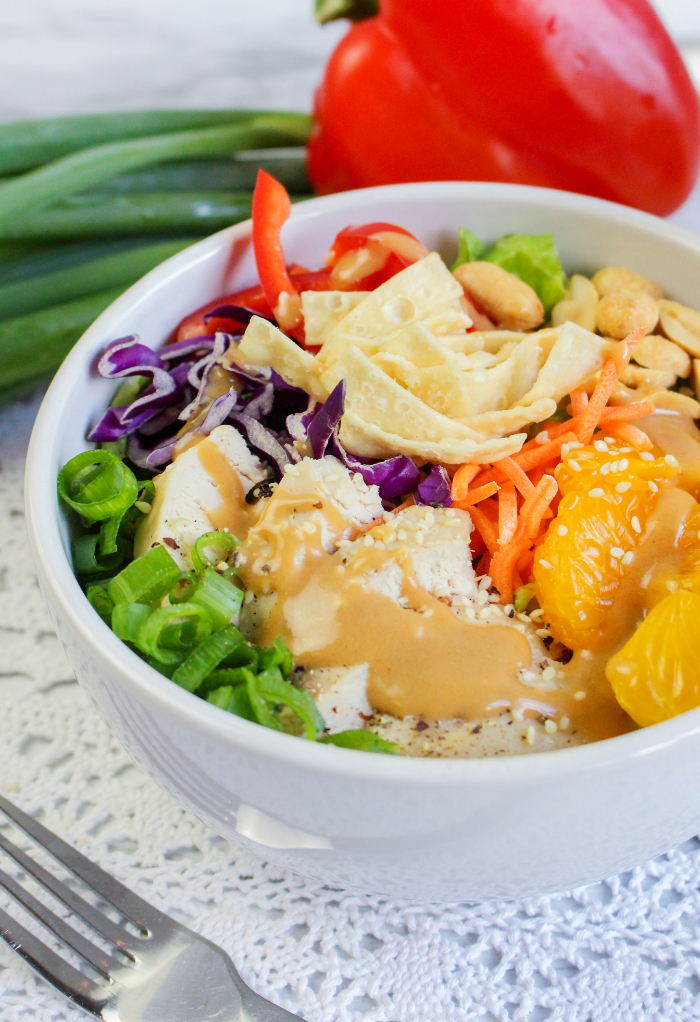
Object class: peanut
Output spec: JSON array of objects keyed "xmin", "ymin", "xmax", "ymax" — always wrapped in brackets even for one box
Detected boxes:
[
  {"xmin": 657, "ymin": 300, "xmax": 700, "ymax": 357},
  {"xmin": 591, "ymin": 266, "xmax": 663, "ymax": 300},
  {"xmin": 551, "ymin": 274, "xmax": 598, "ymax": 332},
  {"xmin": 452, "ymin": 262, "xmax": 544, "ymax": 332},
  {"xmin": 632, "ymin": 333, "xmax": 691, "ymax": 377},
  {"xmin": 620, "ymin": 365, "xmax": 677, "ymax": 390},
  {"xmin": 595, "ymin": 291, "xmax": 658, "ymax": 339}
]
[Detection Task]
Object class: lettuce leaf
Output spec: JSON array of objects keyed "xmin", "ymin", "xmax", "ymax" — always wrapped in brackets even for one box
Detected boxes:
[
  {"xmin": 451, "ymin": 226, "xmax": 486, "ymax": 270},
  {"xmin": 485, "ymin": 233, "xmax": 567, "ymax": 314}
]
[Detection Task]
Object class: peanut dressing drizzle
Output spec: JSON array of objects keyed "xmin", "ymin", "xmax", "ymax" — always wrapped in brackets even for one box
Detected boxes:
[{"xmin": 193, "ymin": 413, "xmax": 700, "ymax": 742}]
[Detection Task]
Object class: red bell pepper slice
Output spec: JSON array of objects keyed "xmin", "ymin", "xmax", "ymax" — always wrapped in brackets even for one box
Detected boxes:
[{"xmin": 251, "ymin": 169, "xmax": 302, "ymax": 333}]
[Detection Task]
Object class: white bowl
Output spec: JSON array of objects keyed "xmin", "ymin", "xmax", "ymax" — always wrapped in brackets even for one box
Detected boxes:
[{"xmin": 25, "ymin": 182, "xmax": 700, "ymax": 902}]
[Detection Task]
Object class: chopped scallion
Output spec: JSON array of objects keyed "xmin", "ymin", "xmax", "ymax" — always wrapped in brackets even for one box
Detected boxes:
[
  {"xmin": 188, "ymin": 568, "xmax": 243, "ymax": 629},
  {"xmin": 320, "ymin": 730, "xmax": 399, "ymax": 754},
  {"xmin": 108, "ymin": 544, "xmax": 180, "ymax": 606},
  {"xmin": 57, "ymin": 449, "xmax": 138, "ymax": 523},
  {"xmin": 72, "ymin": 533, "xmax": 127, "ymax": 575},
  {"xmin": 170, "ymin": 623, "xmax": 246, "ymax": 692},
  {"xmin": 206, "ymin": 684, "xmax": 256, "ymax": 721},
  {"xmin": 190, "ymin": 530, "xmax": 239, "ymax": 573},
  {"xmin": 136, "ymin": 604, "xmax": 213, "ymax": 665},
  {"xmin": 247, "ymin": 668, "xmax": 325, "ymax": 740}
]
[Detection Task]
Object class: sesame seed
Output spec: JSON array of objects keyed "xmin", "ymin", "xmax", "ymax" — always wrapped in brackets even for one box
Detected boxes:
[
  {"xmin": 615, "ymin": 663, "xmax": 633, "ymax": 675},
  {"xmin": 539, "ymin": 559, "xmax": 554, "ymax": 569},
  {"xmin": 600, "ymin": 463, "xmax": 611, "ymax": 475},
  {"xmin": 557, "ymin": 524, "xmax": 568, "ymax": 537},
  {"xmin": 619, "ymin": 448, "xmax": 633, "ymax": 453},
  {"xmin": 416, "ymin": 532, "xmax": 424, "ymax": 545},
  {"xmin": 478, "ymin": 607, "xmax": 492, "ymax": 620},
  {"xmin": 425, "ymin": 510, "xmax": 435, "ymax": 524},
  {"xmin": 569, "ymin": 441, "xmax": 584, "ymax": 450},
  {"xmin": 667, "ymin": 579, "xmax": 678, "ymax": 592},
  {"xmin": 490, "ymin": 604, "xmax": 503, "ymax": 616},
  {"xmin": 622, "ymin": 551, "xmax": 634, "ymax": 565},
  {"xmin": 560, "ymin": 716, "xmax": 570, "ymax": 730},
  {"xmin": 478, "ymin": 575, "xmax": 493, "ymax": 591},
  {"xmin": 615, "ymin": 481, "xmax": 631, "ymax": 493},
  {"xmin": 594, "ymin": 440, "xmax": 608, "ymax": 452},
  {"xmin": 516, "ymin": 613, "xmax": 530, "ymax": 623},
  {"xmin": 610, "ymin": 461, "xmax": 620, "ymax": 473},
  {"xmin": 364, "ymin": 534, "xmax": 375, "ymax": 546},
  {"xmin": 477, "ymin": 590, "xmax": 489, "ymax": 606},
  {"xmin": 588, "ymin": 487, "xmax": 604, "ymax": 498},
  {"xmin": 544, "ymin": 719, "xmax": 558, "ymax": 734},
  {"xmin": 397, "ymin": 530, "xmax": 407, "ymax": 541},
  {"xmin": 560, "ymin": 443, "xmax": 570, "ymax": 457},
  {"xmin": 569, "ymin": 458, "xmax": 583, "ymax": 471},
  {"xmin": 536, "ymin": 431, "xmax": 550, "ymax": 444},
  {"xmin": 542, "ymin": 666, "xmax": 555, "ymax": 681},
  {"xmin": 526, "ymin": 726, "xmax": 535, "ymax": 745},
  {"xmin": 618, "ymin": 458, "xmax": 629, "ymax": 471},
  {"xmin": 604, "ymin": 437, "xmax": 616, "ymax": 444},
  {"xmin": 631, "ymin": 516, "xmax": 642, "ymax": 534},
  {"xmin": 535, "ymin": 628, "xmax": 551, "ymax": 638},
  {"xmin": 640, "ymin": 451, "xmax": 654, "ymax": 461},
  {"xmin": 574, "ymin": 690, "xmax": 586, "ymax": 700},
  {"xmin": 610, "ymin": 546, "xmax": 625, "ymax": 558},
  {"xmin": 648, "ymin": 480, "xmax": 658, "ymax": 493},
  {"xmin": 530, "ymin": 608, "xmax": 544, "ymax": 620},
  {"xmin": 445, "ymin": 508, "xmax": 456, "ymax": 517},
  {"xmin": 303, "ymin": 520, "xmax": 317, "ymax": 534},
  {"xmin": 466, "ymin": 608, "xmax": 477, "ymax": 620},
  {"xmin": 664, "ymin": 454, "xmax": 679, "ymax": 467}
]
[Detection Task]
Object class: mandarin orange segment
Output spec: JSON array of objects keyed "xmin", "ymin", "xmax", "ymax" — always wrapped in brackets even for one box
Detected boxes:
[
  {"xmin": 606, "ymin": 591, "xmax": 700, "ymax": 727},
  {"xmin": 533, "ymin": 438, "xmax": 677, "ymax": 649}
]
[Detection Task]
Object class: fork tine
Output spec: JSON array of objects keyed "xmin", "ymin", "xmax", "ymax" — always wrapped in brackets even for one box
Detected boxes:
[
  {"xmin": 0, "ymin": 904, "xmax": 106, "ymax": 1014},
  {"xmin": 0, "ymin": 864, "xmax": 123, "ymax": 977},
  {"xmin": 0, "ymin": 793, "xmax": 172, "ymax": 935},
  {"xmin": 0, "ymin": 830, "xmax": 137, "ymax": 953}
]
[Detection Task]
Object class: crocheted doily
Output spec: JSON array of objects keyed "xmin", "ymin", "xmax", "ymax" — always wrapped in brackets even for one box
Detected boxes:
[{"xmin": 2, "ymin": 389, "xmax": 700, "ymax": 1022}]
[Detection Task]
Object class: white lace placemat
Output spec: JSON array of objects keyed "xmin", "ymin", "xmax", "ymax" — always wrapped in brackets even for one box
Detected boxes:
[{"xmin": 2, "ymin": 389, "xmax": 700, "ymax": 1022}]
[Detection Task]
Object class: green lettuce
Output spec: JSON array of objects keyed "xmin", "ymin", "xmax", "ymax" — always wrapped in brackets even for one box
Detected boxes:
[
  {"xmin": 451, "ymin": 226, "xmax": 486, "ymax": 270},
  {"xmin": 486, "ymin": 233, "xmax": 567, "ymax": 314}
]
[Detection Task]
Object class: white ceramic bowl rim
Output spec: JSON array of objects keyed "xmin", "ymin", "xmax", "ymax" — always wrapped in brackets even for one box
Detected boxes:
[{"xmin": 25, "ymin": 180, "xmax": 700, "ymax": 786}]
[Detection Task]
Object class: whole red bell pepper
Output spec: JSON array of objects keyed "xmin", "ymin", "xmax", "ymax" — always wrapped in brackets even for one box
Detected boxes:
[{"xmin": 309, "ymin": 0, "xmax": 700, "ymax": 216}]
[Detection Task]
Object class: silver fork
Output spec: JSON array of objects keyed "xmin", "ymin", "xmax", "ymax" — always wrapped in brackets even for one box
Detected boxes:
[{"xmin": 0, "ymin": 792, "xmax": 302, "ymax": 1021}]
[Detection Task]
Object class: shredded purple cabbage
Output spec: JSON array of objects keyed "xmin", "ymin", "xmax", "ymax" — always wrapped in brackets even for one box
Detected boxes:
[
  {"xmin": 89, "ymin": 330, "xmax": 435, "ymax": 508},
  {"xmin": 415, "ymin": 465, "xmax": 453, "ymax": 507},
  {"xmin": 203, "ymin": 304, "xmax": 276, "ymax": 327}
]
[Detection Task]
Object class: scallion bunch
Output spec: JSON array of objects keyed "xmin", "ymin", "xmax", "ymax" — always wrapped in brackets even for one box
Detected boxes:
[{"xmin": 0, "ymin": 109, "xmax": 313, "ymax": 401}]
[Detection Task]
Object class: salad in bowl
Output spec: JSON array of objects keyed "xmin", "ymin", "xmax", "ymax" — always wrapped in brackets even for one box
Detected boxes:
[{"xmin": 57, "ymin": 172, "xmax": 700, "ymax": 760}]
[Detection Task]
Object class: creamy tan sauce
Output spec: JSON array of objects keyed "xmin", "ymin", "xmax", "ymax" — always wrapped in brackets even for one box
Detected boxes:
[{"xmin": 191, "ymin": 412, "xmax": 700, "ymax": 748}]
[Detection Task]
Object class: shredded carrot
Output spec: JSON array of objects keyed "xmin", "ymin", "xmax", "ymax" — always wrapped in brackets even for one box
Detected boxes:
[
  {"xmin": 390, "ymin": 495, "xmax": 415, "ymax": 515},
  {"xmin": 574, "ymin": 327, "xmax": 645, "ymax": 445},
  {"xmin": 357, "ymin": 516, "xmax": 386, "ymax": 533},
  {"xmin": 598, "ymin": 402, "xmax": 655, "ymax": 422},
  {"xmin": 512, "ymin": 569, "xmax": 523, "ymax": 592},
  {"xmin": 477, "ymin": 552, "xmax": 492, "ymax": 577},
  {"xmin": 452, "ymin": 480, "xmax": 499, "ymax": 508},
  {"xmin": 516, "ymin": 547, "xmax": 535, "ymax": 576},
  {"xmin": 468, "ymin": 505, "xmax": 499, "ymax": 556},
  {"xmin": 490, "ymin": 475, "xmax": 558, "ymax": 603},
  {"xmin": 498, "ymin": 481, "xmax": 518, "ymax": 545},
  {"xmin": 497, "ymin": 455, "xmax": 534, "ymax": 497},
  {"xmin": 605, "ymin": 420, "xmax": 654, "ymax": 451},
  {"xmin": 570, "ymin": 389, "xmax": 589, "ymax": 415},
  {"xmin": 513, "ymin": 431, "xmax": 578, "ymax": 474},
  {"xmin": 450, "ymin": 464, "xmax": 481, "ymax": 503},
  {"xmin": 528, "ymin": 462, "xmax": 549, "ymax": 487}
]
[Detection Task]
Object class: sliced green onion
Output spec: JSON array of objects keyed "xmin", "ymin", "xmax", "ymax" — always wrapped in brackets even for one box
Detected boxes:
[
  {"xmin": 206, "ymin": 684, "xmax": 256, "ymax": 721},
  {"xmin": 136, "ymin": 604, "xmax": 212, "ymax": 665},
  {"xmin": 189, "ymin": 568, "xmax": 243, "ymax": 629},
  {"xmin": 142, "ymin": 655, "xmax": 178, "ymax": 679},
  {"xmin": 108, "ymin": 544, "xmax": 180, "ymax": 606},
  {"xmin": 256, "ymin": 636, "xmax": 293, "ymax": 678},
  {"xmin": 58, "ymin": 449, "xmax": 138, "ymax": 523},
  {"xmin": 99, "ymin": 511, "xmax": 125, "ymax": 556},
  {"xmin": 169, "ymin": 572, "xmax": 198, "ymax": 604},
  {"xmin": 219, "ymin": 643, "xmax": 259, "ymax": 671},
  {"xmin": 191, "ymin": 531, "xmax": 239, "ymax": 573},
  {"xmin": 72, "ymin": 533, "xmax": 127, "ymax": 575},
  {"xmin": 109, "ymin": 374, "xmax": 148, "ymax": 408},
  {"xmin": 86, "ymin": 580, "xmax": 114, "ymax": 622},
  {"xmin": 320, "ymin": 731, "xmax": 399, "ymax": 754},
  {"xmin": 199, "ymin": 667, "xmax": 250, "ymax": 695},
  {"xmin": 247, "ymin": 669, "xmax": 325, "ymax": 740},
  {"xmin": 170, "ymin": 623, "xmax": 246, "ymax": 693},
  {"xmin": 514, "ymin": 583, "xmax": 537, "ymax": 614},
  {"xmin": 100, "ymin": 438, "xmax": 128, "ymax": 459},
  {"xmin": 111, "ymin": 602, "xmax": 153, "ymax": 644}
]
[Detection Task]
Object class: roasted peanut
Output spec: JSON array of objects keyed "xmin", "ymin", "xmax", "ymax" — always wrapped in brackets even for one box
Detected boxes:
[
  {"xmin": 657, "ymin": 299, "xmax": 700, "ymax": 357},
  {"xmin": 631, "ymin": 333, "xmax": 691, "ymax": 377},
  {"xmin": 620, "ymin": 365, "xmax": 677, "ymax": 390},
  {"xmin": 591, "ymin": 266, "xmax": 663, "ymax": 300},
  {"xmin": 693, "ymin": 359, "xmax": 700, "ymax": 402},
  {"xmin": 452, "ymin": 262, "xmax": 544, "ymax": 332},
  {"xmin": 595, "ymin": 291, "xmax": 658, "ymax": 339},
  {"xmin": 551, "ymin": 274, "xmax": 598, "ymax": 332}
]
